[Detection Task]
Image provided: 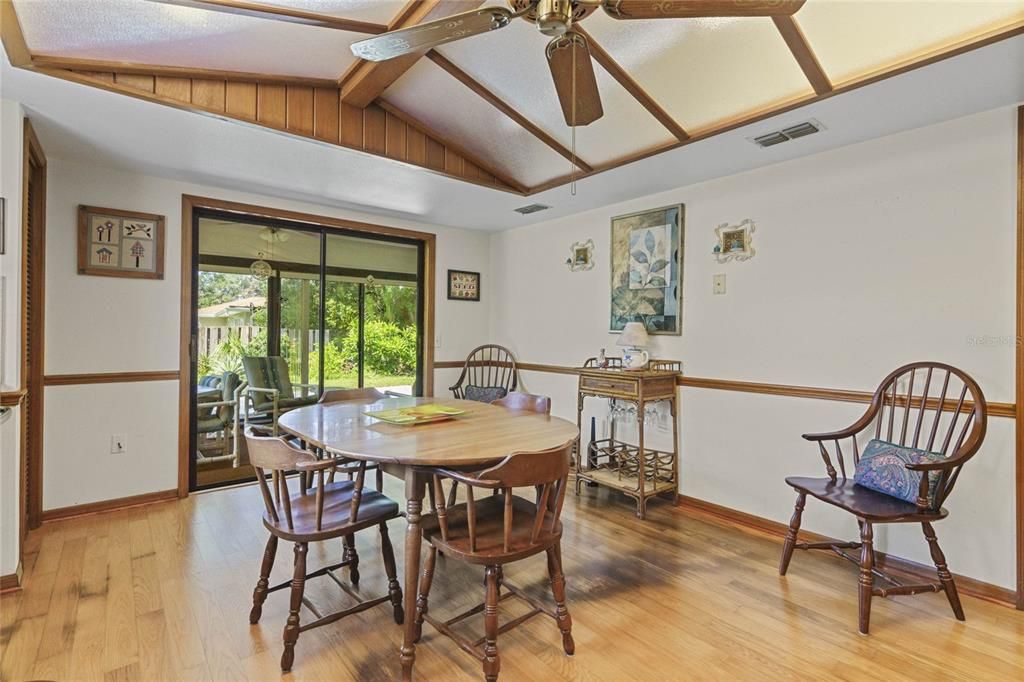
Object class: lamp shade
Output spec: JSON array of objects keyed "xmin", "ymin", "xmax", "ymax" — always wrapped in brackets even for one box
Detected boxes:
[{"xmin": 616, "ymin": 322, "xmax": 649, "ymax": 348}]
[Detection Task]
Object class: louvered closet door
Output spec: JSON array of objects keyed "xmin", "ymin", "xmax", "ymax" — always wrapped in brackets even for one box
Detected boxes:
[{"xmin": 23, "ymin": 155, "xmax": 44, "ymax": 531}]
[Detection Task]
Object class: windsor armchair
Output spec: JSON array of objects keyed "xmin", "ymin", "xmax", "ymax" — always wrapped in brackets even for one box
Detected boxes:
[
  {"xmin": 779, "ymin": 362, "xmax": 988, "ymax": 634},
  {"xmin": 244, "ymin": 430, "xmax": 404, "ymax": 672},
  {"xmin": 450, "ymin": 344, "xmax": 520, "ymax": 402},
  {"xmin": 411, "ymin": 443, "xmax": 575, "ymax": 681}
]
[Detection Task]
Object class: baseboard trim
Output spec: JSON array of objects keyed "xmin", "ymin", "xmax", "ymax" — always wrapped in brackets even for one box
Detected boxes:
[
  {"xmin": 41, "ymin": 488, "xmax": 179, "ymax": 523},
  {"xmin": 675, "ymin": 494, "xmax": 1016, "ymax": 608},
  {"xmin": 0, "ymin": 563, "xmax": 23, "ymax": 593}
]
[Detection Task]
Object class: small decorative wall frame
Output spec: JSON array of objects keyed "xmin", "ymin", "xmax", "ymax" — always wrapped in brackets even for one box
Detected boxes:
[
  {"xmin": 447, "ymin": 269, "xmax": 480, "ymax": 301},
  {"xmin": 713, "ymin": 218, "xmax": 756, "ymax": 263},
  {"xmin": 566, "ymin": 239, "xmax": 594, "ymax": 271},
  {"xmin": 78, "ymin": 205, "xmax": 165, "ymax": 279}
]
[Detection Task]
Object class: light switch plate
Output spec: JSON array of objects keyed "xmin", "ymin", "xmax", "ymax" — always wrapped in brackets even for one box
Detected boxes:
[
  {"xmin": 111, "ymin": 434, "xmax": 126, "ymax": 454},
  {"xmin": 713, "ymin": 274, "xmax": 727, "ymax": 295}
]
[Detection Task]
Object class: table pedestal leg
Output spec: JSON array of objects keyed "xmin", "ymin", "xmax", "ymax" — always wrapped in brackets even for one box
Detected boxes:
[{"xmin": 400, "ymin": 470, "xmax": 426, "ymax": 681}]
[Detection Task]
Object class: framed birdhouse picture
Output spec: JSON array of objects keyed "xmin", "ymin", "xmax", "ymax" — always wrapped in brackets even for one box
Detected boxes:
[{"xmin": 78, "ymin": 205, "xmax": 165, "ymax": 279}]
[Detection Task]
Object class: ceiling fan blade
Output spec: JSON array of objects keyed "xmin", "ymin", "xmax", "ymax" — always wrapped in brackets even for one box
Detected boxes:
[
  {"xmin": 602, "ymin": 0, "xmax": 805, "ymax": 20},
  {"xmin": 546, "ymin": 31, "xmax": 603, "ymax": 127},
  {"xmin": 350, "ymin": 6, "xmax": 516, "ymax": 61}
]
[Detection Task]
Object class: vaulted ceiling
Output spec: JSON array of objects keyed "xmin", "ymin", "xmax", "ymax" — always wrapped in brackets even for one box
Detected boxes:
[{"xmin": 2, "ymin": 0, "xmax": 1023, "ymax": 196}]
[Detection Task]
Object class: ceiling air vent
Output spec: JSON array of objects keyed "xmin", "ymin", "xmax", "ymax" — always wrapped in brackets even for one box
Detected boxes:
[
  {"xmin": 750, "ymin": 119, "xmax": 824, "ymax": 148},
  {"xmin": 514, "ymin": 203, "xmax": 552, "ymax": 215},
  {"xmin": 752, "ymin": 131, "xmax": 789, "ymax": 148}
]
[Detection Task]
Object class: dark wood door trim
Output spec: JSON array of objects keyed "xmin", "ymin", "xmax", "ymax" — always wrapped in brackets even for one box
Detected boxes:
[
  {"xmin": 1015, "ymin": 104, "xmax": 1023, "ymax": 610},
  {"xmin": 20, "ymin": 118, "xmax": 46, "ymax": 539},
  {"xmin": 178, "ymin": 194, "xmax": 437, "ymax": 496}
]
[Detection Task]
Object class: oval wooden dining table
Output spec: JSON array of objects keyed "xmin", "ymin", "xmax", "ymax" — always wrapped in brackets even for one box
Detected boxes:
[{"xmin": 278, "ymin": 396, "xmax": 579, "ymax": 680}]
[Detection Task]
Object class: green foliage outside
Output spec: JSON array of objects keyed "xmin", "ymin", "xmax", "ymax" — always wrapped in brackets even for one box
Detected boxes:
[{"xmin": 198, "ymin": 270, "xmax": 419, "ymax": 386}]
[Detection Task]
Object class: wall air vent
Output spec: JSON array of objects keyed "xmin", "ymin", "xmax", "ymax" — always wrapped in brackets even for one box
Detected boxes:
[
  {"xmin": 514, "ymin": 203, "xmax": 552, "ymax": 215},
  {"xmin": 750, "ymin": 119, "xmax": 824, "ymax": 148}
]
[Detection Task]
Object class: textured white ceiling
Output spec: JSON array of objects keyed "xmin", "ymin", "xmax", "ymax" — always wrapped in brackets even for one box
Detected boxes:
[
  {"xmin": 4, "ymin": 35, "xmax": 1021, "ymax": 232},
  {"xmin": 435, "ymin": 20, "xmax": 676, "ymax": 167},
  {"xmin": 584, "ymin": 12, "xmax": 814, "ymax": 132},
  {"xmin": 13, "ymin": 0, "xmax": 366, "ymax": 79},
  {"xmin": 383, "ymin": 59, "xmax": 573, "ymax": 187},
  {"xmin": 256, "ymin": 0, "xmax": 408, "ymax": 24},
  {"xmin": 797, "ymin": 0, "xmax": 1024, "ymax": 84}
]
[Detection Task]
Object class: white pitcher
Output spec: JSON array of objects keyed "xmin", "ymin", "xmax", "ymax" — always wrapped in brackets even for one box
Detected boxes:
[{"xmin": 622, "ymin": 348, "xmax": 649, "ymax": 370}]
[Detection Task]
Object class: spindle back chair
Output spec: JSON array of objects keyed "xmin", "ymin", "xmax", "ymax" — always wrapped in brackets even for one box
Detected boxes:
[
  {"xmin": 492, "ymin": 391, "xmax": 552, "ymax": 414},
  {"xmin": 450, "ymin": 344, "xmax": 519, "ymax": 401},
  {"xmin": 245, "ymin": 430, "xmax": 404, "ymax": 671},
  {"xmin": 411, "ymin": 443, "xmax": 575, "ymax": 681},
  {"xmin": 779, "ymin": 362, "xmax": 987, "ymax": 634}
]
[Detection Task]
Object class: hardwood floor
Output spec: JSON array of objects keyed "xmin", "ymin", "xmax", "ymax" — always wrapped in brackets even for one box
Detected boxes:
[{"xmin": 2, "ymin": 481, "xmax": 1022, "ymax": 681}]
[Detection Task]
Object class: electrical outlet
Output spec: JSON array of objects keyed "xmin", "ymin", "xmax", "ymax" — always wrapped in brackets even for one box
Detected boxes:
[
  {"xmin": 111, "ymin": 434, "xmax": 126, "ymax": 454},
  {"xmin": 434, "ymin": 333, "xmax": 442, "ymax": 348},
  {"xmin": 713, "ymin": 274, "xmax": 727, "ymax": 295}
]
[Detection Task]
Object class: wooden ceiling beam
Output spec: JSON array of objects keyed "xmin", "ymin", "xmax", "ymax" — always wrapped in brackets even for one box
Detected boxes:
[
  {"xmin": 376, "ymin": 98, "xmax": 529, "ymax": 194},
  {"xmin": 340, "ymin": 0, "xmax": 484, "ymax": 108},
  {"xmin": 425, "ymin": 51, "xmax": 594, "ymax": 173},
  {"xmin": 773, "ymin": 16, "xmax": 832, "ymax": 95},
  {"xmin": 145, "ymin": 0, "xmax": 389, "ymax": 34},
  {"xmin": 0, "ymin": 0, "xmax": 31, "ymax": 67},
  {"xmin": 28, "ymin": 54, "xmax": 341, "ymax": 88},
  {"xmin": 574, "ymin": 27, "xmax": 689, "ymax": 143}
]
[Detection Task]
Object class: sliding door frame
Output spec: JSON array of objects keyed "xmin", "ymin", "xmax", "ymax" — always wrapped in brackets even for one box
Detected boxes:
[{"xmin": 178, "ymin": 195, "xmax": 436, "ymax": 497}]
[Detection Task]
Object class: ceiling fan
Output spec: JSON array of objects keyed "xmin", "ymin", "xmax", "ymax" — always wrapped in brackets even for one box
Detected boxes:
[{"xmin": 351, "ymin": 1, "xmax": 806, "ymax": 127}]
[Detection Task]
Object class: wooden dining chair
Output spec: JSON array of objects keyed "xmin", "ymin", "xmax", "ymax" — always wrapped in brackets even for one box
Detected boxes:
[
  {"xmin": 411, "ymin": 443, "xmax": 575, "ymax": 681},
  {"xmin": 492, "ymin": 391, "xmax": 551, "ymax": 414},
  {"xmin": 318, "ymin": 386, "xmax": 385, "ymax": 404},
  {"xmin": 450, "ymin": 344, "xmax": 519, "ymax": 402},
  {"xmin": 779, "ymin": 362, "xmax": 987, "ymax": 634},
  {"xmin": 244, "ymin": 430, "xmax": 404, "ymax": 671}
]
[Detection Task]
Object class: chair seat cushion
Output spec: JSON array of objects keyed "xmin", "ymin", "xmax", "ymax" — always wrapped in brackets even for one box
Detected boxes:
[
  {"xmin": 786, "ymin": 476, "xmax": 947, "ymax": 522},
  {"xmin": 422, "ymin": 494, "xmax": 561, "ymax": 564},
  {"xmin": 263, "ymin": 480, "xmax": 400, "ymax": 540},
  {"xmin": 464, "ymin": 385, "xmax": 508, "ymax": 403},
  {"xmin": 853, "ymin": 439, "xmax": 944, "ymax": 505}
]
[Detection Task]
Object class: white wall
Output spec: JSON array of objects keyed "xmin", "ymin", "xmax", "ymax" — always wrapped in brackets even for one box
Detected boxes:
[
  {"xmin": 42, "ymin": 158, "xmax": 491, "ymax": 510},
  {"xmin": 489, "ymin": 106, "xmax": 1019, "ymax": 589},
  {"xmin": 0, "ymin": 98, "xmax": 24, "ymax": 577}
]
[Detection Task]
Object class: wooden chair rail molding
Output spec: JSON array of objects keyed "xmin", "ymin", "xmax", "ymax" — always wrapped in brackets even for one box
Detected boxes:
[
  {"xmin": 43, "ymin": 370, "xmax": 181, "ymax": 386},
  {"xmin": 675, "ymin": 495, "xmax": 1016, "ymax": 607},
  {"xmin": 433, "ymin": 361, "xmax": 1016, "ymax": 419},
  {"xmin": 0, "ymin": 387, "xmax": 28, "ymax": 407}
]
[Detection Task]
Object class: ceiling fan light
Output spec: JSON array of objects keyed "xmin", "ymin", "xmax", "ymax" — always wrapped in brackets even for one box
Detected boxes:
[{"xmin": 535, "ymin": 0, "xmax": 573, "ymax": 36}]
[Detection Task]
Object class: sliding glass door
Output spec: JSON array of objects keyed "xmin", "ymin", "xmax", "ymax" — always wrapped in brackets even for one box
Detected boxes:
[{"xmin": 190, "ymin": 212, "xmax": 424, "ymax": 490}]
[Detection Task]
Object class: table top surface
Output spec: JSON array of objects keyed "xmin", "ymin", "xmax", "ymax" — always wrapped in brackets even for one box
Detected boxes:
[{"xmin": 278, "ymin": 397, "xmax": 579, "ymax": 467}]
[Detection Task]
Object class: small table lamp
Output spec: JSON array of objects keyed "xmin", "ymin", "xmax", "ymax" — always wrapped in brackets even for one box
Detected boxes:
[{"xmin": 616, "ymin": 322, "xmax": 650, "ymax": 370}]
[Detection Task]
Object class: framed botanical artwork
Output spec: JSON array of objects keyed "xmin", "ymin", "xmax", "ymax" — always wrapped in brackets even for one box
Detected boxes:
[
  {"xmin": 713, "ymin": 218, "xmax": 756, "ymax": 263},
  {"xmin": 447, "ymin": 269, "xmax": 480, "ymax": 301},
  {"xmin": 610, "ymin": 204, "xmax": 684, "ymax": 335},
  {"xmin": 78, "ymin": 205, "xmax": 165, "ymax": 279}
]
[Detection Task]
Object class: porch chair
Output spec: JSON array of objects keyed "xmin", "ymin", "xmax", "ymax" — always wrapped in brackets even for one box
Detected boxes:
[
  {"xmin": 450, "ymin": 344, "xmax": 519, "ymax": 403},
  {"xmin": 411, "ymin": 442, "xmax": 575, "ymax": 681},
  {"xmin": 244, "ymin": 430, "xmax": 404, "ymax": 672},
  {"xmin": 779, "ymin": 362, "xmax": 987, "ymax": 634},
  {"xmin": 241, "ymin": 356, "xmax": 318, "ymax": 435},
  {"xmin": 195, "ymin": 371, "xmax": 240, "ymax": 464}
]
